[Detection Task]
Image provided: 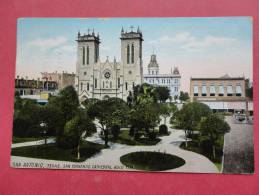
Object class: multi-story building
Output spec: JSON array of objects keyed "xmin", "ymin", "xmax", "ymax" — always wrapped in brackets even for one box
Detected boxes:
[
  {"xmin": 75, "ymin": 27, "xmax": 143, "ymax": 101},
  {"xmin": 15, "ymin": 76, "xmax": 58, "ymax": 96},
  {"xmin": 190, "ymin": 74, "xmax": 252, "ymax": 113},
  {"xmin": 143, "ymin": 54, "xmax": 181, "ymax": 100},
  {"xmin": 41, "ymin": 71, "xmax": 75, "ymax": 90}
]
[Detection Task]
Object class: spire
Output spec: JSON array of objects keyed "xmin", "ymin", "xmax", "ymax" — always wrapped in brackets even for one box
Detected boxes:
[
  {"xmin": 137, "ymin": 26, "xmax": 140, "ymax": 33},
  {"xmin": 92, "ymin": 28, "xmax": 95, "ymax": 36},
  {"xmin": 121, "ymin": 27, "xmax": 124, "ymax": 34},
  {"xmin": 78, "ymin": 31, "xmax": 81, "ymax": 37},
  {"xmin": 114, "ymin": 56, "xmax": 116, "ymax": 63},
  {"xmin": 97, "ymin": 32, "xmax": 99, "ymax": 38}
]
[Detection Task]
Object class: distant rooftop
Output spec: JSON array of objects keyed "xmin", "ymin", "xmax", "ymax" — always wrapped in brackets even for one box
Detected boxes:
[{"xmin": 191, "ymin": 74, "xmax": 245, "ymax": 81}]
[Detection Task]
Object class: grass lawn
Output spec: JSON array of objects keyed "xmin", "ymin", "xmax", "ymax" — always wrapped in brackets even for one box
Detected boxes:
[
  {"xmin": 120, "ymin": 151, "xmax": 185, "ymax": 171},
  {"xmin": 11, "ymin": 141, "xmax": 105, "ymax": 162},
  {"xmin": 108, "ymin": 130, "xmax": 161, "ymax": 146},
  {"xmin": 12, "ymin": 137, "xmax": 45, "ymax": 143},
  {"xmin": 180, "ymin": 138, "xmax": 224, "ymax": 172}
]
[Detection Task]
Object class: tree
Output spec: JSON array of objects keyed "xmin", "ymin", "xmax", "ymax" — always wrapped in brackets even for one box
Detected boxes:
[
  {"xmin": 63, "ymin": 109, "xmax": 96, "ymax": 159},
  {"xmin": 87, "ymin": 98, "xmax": 129, "ymax": 147},
  {"xmin": 171, "ymin": 102, "xmax": 211, "ymax": 147},
  {"xmin": 48, "ymin": 85, "xmax": 79, "ymax": 122},
  {"xmin": 154, "ymin": 86, "xmax": 170, "ymax": 103},
  {"xmin": 129, "ymin": 101, "xmax": 161, "ymax": 137},
  {"xmin": 47, "ymin": 86, "xmax": 80, "ymax": 145},
  {"xmin": 199, "ymin": 114, "xmax": 230, "ymax": 158},
  {"xmin": 158, "ymin": 104, "xmax": 171, "ymax": 125},
  {"xmin": 179, "ymin": 91, "xmax": 189, "ymax": 102},
  {"xmin": 13, "ymin": 98, "xmax": 42, "ymax": 137}
]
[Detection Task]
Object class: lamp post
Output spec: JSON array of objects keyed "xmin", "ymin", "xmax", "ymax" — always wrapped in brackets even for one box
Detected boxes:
[{"xmin": 40, "ymin": 122, "xmax": 47, "ymax": 145}]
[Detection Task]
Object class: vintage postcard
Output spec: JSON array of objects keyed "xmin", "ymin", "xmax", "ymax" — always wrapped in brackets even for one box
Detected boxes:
[{"xmin": 11, "ymin": 17, "xmax": 253, "ymax": 174}]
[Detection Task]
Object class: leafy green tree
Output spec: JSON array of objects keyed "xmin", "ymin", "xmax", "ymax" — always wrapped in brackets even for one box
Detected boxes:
[
  {"xmin": 129, "ymin": 101, "xmax": 161, "ymax": 137},
  {"xmin": 179, "ymin": 91, "xmax": 189, "ymax": 102},
  {"xmin": 13, "ymin": 98, "xmax": 42, "ymax": 137},
  {"xmin": 63, "ymin": 109, "xmax": 96, "ymax": 159},
  {"xmin": 154, "ymin": 86, "xmax": 170, "ymax": 103},
  {"xmin": 171, "ymin": 102, "xmax": 211, "ymax": 147},
  {"xmin": 47, "ymin": 86, "xmax": 80, "ymax": 145},
  {"xmin": 88, "ymin": 98, "xmax": 129, "ymax": 147},
  {"xmin": 131, "ymin": 83, "xmax": 158, "ymax": 105},
  {"xmin": 199, "ymin": 114, "xmax": 230, "ymax": 158},
  {"xmin": 158, "ymin": 104, "xmax": 171, "ymax": 125},
  {"xmin": 48, "ymin": 85, "xmax": 79, "ymax": 122}
]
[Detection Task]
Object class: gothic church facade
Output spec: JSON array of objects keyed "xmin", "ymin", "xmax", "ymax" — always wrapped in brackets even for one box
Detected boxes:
[{"xmin": 75, "ymin": 27, "xmax": 143, "ymax": 101}]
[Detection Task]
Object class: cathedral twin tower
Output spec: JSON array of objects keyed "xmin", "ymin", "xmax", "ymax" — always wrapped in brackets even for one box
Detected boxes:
[{"xmin": 76, "ymin": 27, "xmax": 143, "ymax": 101}]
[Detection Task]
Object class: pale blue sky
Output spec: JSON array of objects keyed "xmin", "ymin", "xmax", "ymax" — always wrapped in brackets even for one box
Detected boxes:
[{"xmin": 16, "ymin": 17, "xmax": 252, "ymax": 91}]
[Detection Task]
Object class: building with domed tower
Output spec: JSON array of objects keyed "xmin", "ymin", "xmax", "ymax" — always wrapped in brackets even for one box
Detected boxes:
[
  {"xmin": 75, "ymin": 27, "xmax": 143, "ymax": 101},
  {"xmin": 143, "ymin": 54, "xmax": 181, "ymax": 100}
]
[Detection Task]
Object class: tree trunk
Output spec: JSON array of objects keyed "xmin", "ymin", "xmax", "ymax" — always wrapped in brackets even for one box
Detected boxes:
[
  {"xmin": 104, "ymin": 129, "xmax": 108, "ymax": 147},
  {"xmin": 185, "ymin": 130, "xmax": 188, "ymax": 147},
  {"xmin": 77, "ymin": 144, "xmax": 80, "ymax": 159},
  {"xmin": 213, "ymin": 145, "xmax": 216, "ymax": 159}
]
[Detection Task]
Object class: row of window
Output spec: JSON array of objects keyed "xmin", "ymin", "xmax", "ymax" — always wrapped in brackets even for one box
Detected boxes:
[
  {"xmin": 80, "ymin": 78, "xmax": 133, "ymax": 91},
  {"xmin": 146, "ymin": 78, "xmax": 179, "ymax": 84},
  {"xmin": 127, "ymin": 44, "xmax": 134, "ymax": 64},
  {"xmin": 193, "ymin": 85, "xmax": 243, "ymax": 97},
  {"xmin": 149, "ymin": 70, "xmax": 158, "ymax": 75}
]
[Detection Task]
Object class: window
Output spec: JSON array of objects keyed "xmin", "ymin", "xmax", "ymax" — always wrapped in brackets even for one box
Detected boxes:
[
  {"xmin": 103, "ymin": 81, "xmax": 105, "ymax": 88},
  {"xmin": 86, "ymin": 46, "xmax": 89, "ymax": 65},
  {"xmin": 110, "ymin": 81, "xmax": 112, "ymax": 88},
  {"xmin": 219, "ymin": 85, "xmax": 224, "ymax": 96},
  {"xmin": 118, "ymin": 77, "xmax": 120, "ymax": 88},
  {"xmin": 152, "ymin": 70, "xmax": 154, "ymax": 75},
  {"xmin": 80, "ymin": 82, "xmax": 83, "ymax": 91},
  {"xmin": 193, "ymin": 85, "xmax": 198, "ymax": 96},
  {"xmin": 94, "ymin": 78, "xmax": 97, "ymax": 88},
  {"xmin": 132, "ymin": 82, "xmax": 135, "ymax": 89},
  {"xmin": 125, "ymin": 82, "xmax": 128, "ymax": 91},
  {"xmin": 175, "ymin": 87, "xmax": 178, "ymax": 92},
  {"xmin": 202, "ymin": 85, "xmax": 207, "ymax": 96},
  {"xmin": 127, "ymin": 44, "xmax": 130, "ymax": 64},
  {"xmin": 82, "ymin": 47, "xmax": 85, "ymax": 65},
  {"xmin": 236, "ymin": 85, "xmax": 242, "ymax": 96},
  {"xmin": 131, "ymin": 44, "xmax": 134, "ymax": 63},
  {"xmin": 210, "ymin": 85, "xmax": 216, "ymax": 96},
  {"xmin": 175, "ymin": 79, "xmax": 178, "ymax": 83},
  {"xmin": 227, "ymin": 85, "xmax": 233, "ymax": 96},
  {"xmin": 84, "ymin": 72, "xmax": 87, "ymax": 76},
  {"xmin": 87, "ymin": 83, "xmax": 89, "ymax": 91}
]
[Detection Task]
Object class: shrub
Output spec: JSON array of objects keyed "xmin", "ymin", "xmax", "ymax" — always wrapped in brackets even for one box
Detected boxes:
[
  {"xmin": 148, "ymin": 132, "xmax": 157, "ymax": 140},
  {"xmin": 111, "ymin": 125, "xmax": 120, "ymax": 139},
  {"xmin": 159, "ymin": 124, "xmax": 168, "ymax": 135}
]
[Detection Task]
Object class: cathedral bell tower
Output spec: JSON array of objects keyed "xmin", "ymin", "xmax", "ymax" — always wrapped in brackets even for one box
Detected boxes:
[
  {"xmin": 120, "ymin": 26, "xmax": 143, "ymax": 98},
  {"xmin": 76, "ymin": 29, "xmax": 100, "ymax": 99}
]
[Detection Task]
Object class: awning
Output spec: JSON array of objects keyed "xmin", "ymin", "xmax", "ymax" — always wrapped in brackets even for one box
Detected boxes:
[
  {"xmin": 236, "ymin": 85, "xmax": 242, "ymax": 94},
  {"xmin": 227, "ymin": 85, "xmax": 233, "ymax": 94},
  {"xmin": 194, "ymin": 86, "xmax": 198, "ymax": 94},
  {"xmin": 219, "ymin": 85, "xmax": 224, "ymax": 94},
  {"xmin": 210, "ymin": 86, "xmax": 216, "ymax": 94},
  {"xmin": 202, "ymin": 85, "xmax": 207, "ymax": 94}
]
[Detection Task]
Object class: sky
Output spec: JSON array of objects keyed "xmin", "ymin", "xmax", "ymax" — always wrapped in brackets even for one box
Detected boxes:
[{"xmin": 16, "ymin": 17, "xmax": 253, "ymax": 92}]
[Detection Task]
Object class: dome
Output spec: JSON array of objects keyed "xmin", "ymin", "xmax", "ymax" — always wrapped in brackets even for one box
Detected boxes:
[
  {"xmin": 173, "ymin": 67, "xmax": 180, "ymax": 75},
  {"xmin": 148, "ymin": 54, "xmax": 159, "ymax": 68}
]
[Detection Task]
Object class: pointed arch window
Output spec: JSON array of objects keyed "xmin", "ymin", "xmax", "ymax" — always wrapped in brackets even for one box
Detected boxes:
[
  {"xmin": 86, "ymin": 46, "xmax": 89, "ymax": 65},
  {"xmin": 87, "ymin": 83, "xmax": 89, "ymax": 91},
  {"xmin": 82, "ymin": 47, "xmax": 85, "ymax": 65},
  {"xmin": 131, "ymin": 44, "xmax": 134, "ymax": 63},
  {"xmin": 127, "ymin": 44, "xmax": 130, "ymax": 64}
]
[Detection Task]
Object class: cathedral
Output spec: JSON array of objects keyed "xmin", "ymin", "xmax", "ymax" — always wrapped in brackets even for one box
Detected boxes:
[{"xmin": 75, "ymin": 27, "xmax": 143, "ymax": 101}]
